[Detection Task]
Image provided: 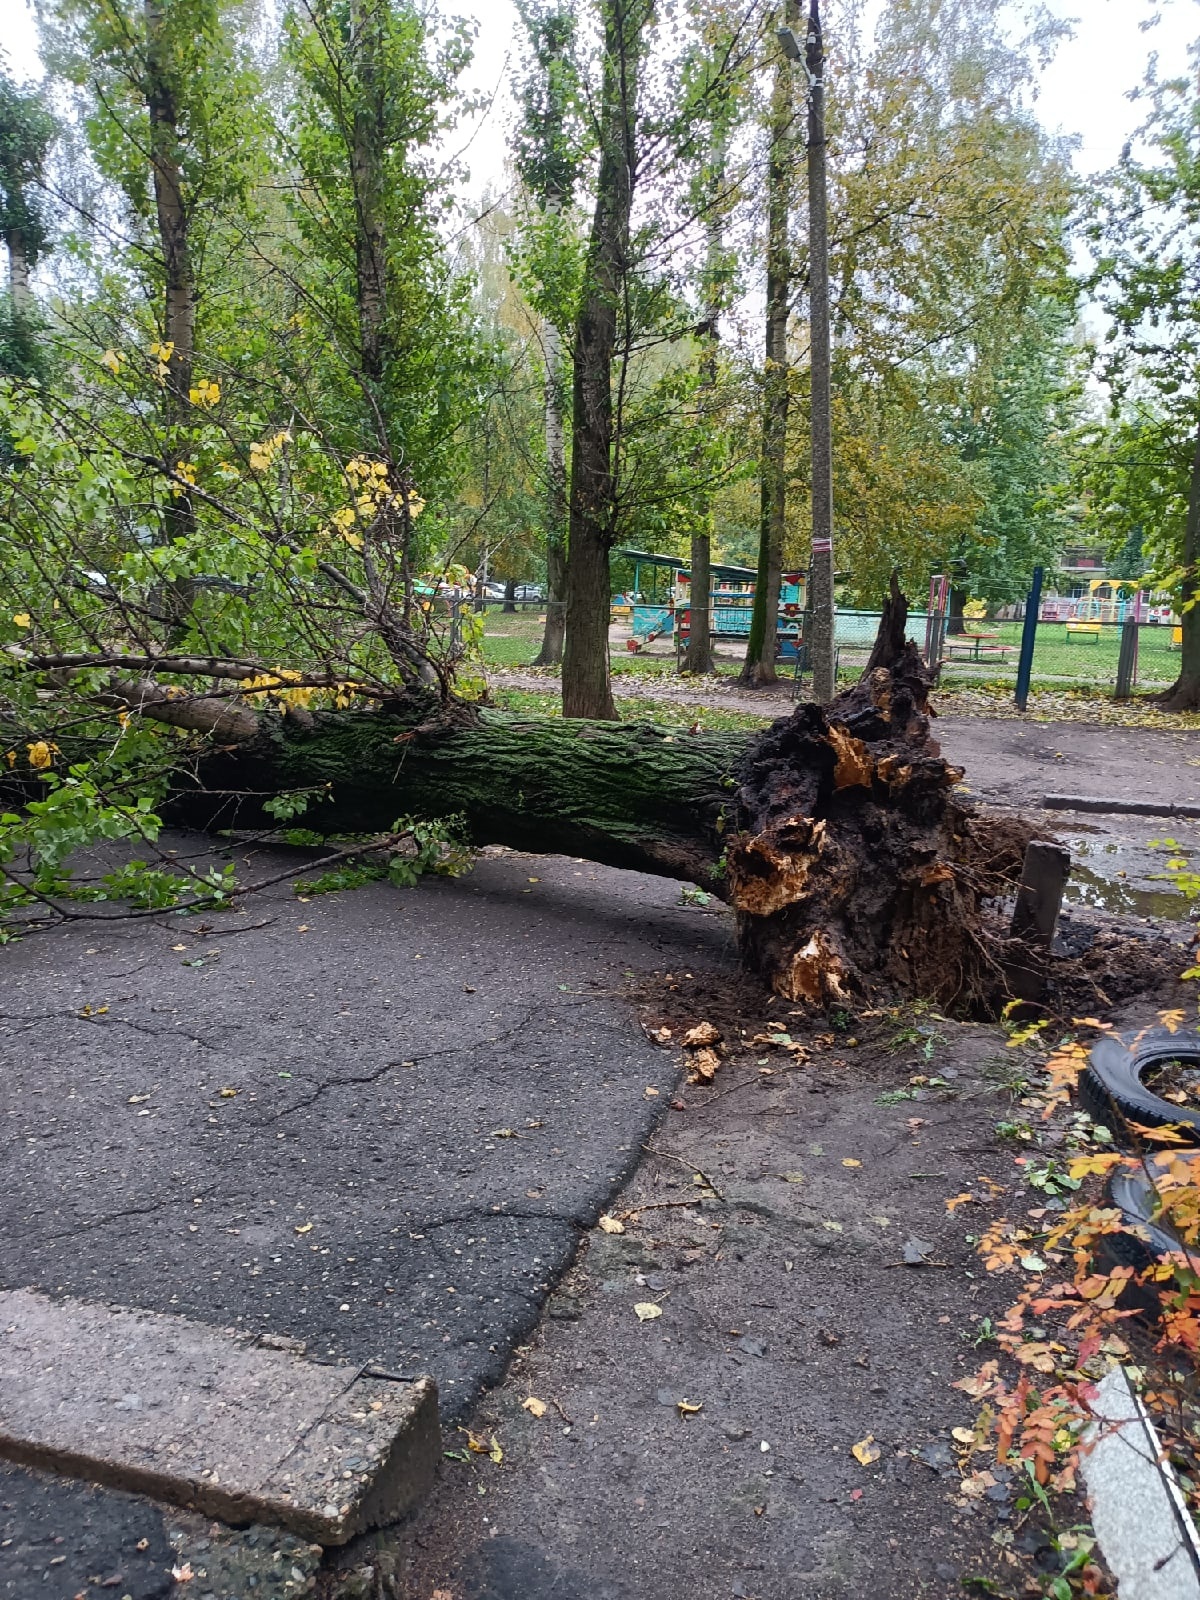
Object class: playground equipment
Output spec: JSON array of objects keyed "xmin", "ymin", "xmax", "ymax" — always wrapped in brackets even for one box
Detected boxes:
[{"xmin": 612, "ymin": 549, "xmax": 807, "ymax": 653}]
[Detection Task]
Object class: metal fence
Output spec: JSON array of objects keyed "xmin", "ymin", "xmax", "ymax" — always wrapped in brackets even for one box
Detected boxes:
[{"xmin": 472, "ymin": 595, "xmax": 1183, "ymax": 693}]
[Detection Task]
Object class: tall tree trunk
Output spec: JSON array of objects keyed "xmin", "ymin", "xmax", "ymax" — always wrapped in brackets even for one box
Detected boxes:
[
  {"xmin": 1161, "ymin": 422, "xmax": 1200, "ymax": 710},
  {"xmin": 350, "ymin": 0, "xmax": 388, "ymax": 395},
  {"xmin": 144, "ymin": 0, "xmax": 197, "ymax": 636},
  {"xmin": 804, "ymin": 0, "xmax": 836, "ymax": 705},
  {"xmin": 742, "ymin": 1, "xmax": 797, "ymax": 688},
  {"xmin": 947, "ymin": 587, "xmax": 967, "ymax": 635},
  {"xmin": 5, "ymin": 226, "xmax": 33, "ymax": 320},
  {"xmin": 685, "ymin": 150, "xmax": 728, "ymax": 678},
  {"xmin": 563, "ymin": 0, "xmax": 649, "ymax": 721},
  {"xmin": 503, "ymin": 575, "xmax": 518, "ymax": 614},
  {"xmin": 533, "ymin": 306, "xmax": 568, "ymax": 666}
]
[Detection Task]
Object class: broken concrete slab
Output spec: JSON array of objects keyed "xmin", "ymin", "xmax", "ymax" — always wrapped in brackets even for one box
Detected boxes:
[{"xmin": 0, "ymin": 1289, "xmax": 438, "ymax": 1546}]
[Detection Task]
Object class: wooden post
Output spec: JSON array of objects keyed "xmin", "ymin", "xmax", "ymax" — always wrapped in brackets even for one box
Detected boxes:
[
  {"xmin": 1010, "ymin": 840, "xmax": 1071, "ymax": 947},
  {"xmin": 1007, "ymin": 839, "xmax": 1070, "ymax": 1002}
]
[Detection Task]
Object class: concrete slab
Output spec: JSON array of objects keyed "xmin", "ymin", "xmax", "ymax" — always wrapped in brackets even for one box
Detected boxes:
[
  {"xmin": 0, "ymin": 1289, "xmax": 438, "ymax": 1546},
  {"xmin": 1084, "ymin": 1367, "xmax": 1200, "ymax": 1600}
]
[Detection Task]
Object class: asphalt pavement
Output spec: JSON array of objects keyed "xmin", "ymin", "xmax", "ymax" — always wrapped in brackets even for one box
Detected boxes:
[{"xmin": 0, "ymin": 840, "xmax": 733, "ymax": 1598}]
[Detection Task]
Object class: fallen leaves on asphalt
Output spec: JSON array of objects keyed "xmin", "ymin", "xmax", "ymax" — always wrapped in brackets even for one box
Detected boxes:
[
  {"xmin": 634, "ymin": 1302, "xmax": 663, "ymax": 1321},
  {"xmin": 851, "ymin": 1436, "xmax": 881, "ymax": 1466},
  {"xmin": 522, "ymin": 1397, "xmax": 547, "ymax": 1418},
  {"xmin": 598, "ymin": 1214, "xmax": 625, "ymax": 1234},
  {"xmin": 677, "ymin": 1399, "xmax": 703, "ymax": 1416}
]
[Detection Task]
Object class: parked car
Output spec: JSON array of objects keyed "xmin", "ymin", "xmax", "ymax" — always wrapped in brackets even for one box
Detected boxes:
[{"xmin": 514, "ymin": 584, "xmax": 545, "ymax": 603}]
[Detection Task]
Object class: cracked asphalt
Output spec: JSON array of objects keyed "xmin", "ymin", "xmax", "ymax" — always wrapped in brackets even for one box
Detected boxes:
[{"xmin": 0, "ymin": 838, "xmax": 732, "ymax": 1597}]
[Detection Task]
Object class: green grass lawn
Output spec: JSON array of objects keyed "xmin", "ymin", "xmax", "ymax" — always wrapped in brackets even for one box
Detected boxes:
[{"xmin": 947, "ymin": 619, "xmax": 1181, "ymax": 687}]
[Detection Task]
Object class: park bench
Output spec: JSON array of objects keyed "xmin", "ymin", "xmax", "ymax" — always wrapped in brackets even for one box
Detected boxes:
[{"xmin": 1066, "ymin": 621, "xmax": 1102, "ymax": 641}]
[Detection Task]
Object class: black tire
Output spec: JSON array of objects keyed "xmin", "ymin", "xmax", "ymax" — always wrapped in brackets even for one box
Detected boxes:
[
  {"xmin": 1080, "ymin": 1027, "xmax": 1200, "ymax": 1144},
  {"xmin": 1093, "ymin": 1155, "xmax": 1200, "ymax": 1321}
]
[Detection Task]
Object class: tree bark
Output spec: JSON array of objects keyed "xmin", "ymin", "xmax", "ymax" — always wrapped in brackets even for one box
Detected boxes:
[
  {"xmin": 685, "ymin": 145, "xmax": 726, "ymax": 678},
  {"xmin": 864, "ymin": 569, "xmax": 909, "ymax": 673},
  {"xmin": 144, "ymin": 0, "xmax": 197, "ymax": 634},
  {"xmin": 947, "ymin": 586, "xmax": 967, "ymax": 636},
  {"xmin": 1160, "ymin": 422, "xmax": 1200, "ymax": 710},
  {"xmin": 5, "ymin": 226, "xmax": 33, "ymax": 320},
  {"xmin": 742, "ymin": 0, "xmax": 797, "ymax": 688},
  {"xmin": 503, "ymin": 575, "xmax": 518, "ymax": 613},
  {"xmin": 804, "ymin": 0, "xmax": 835, "ymax": 705},
  {"xmin": 160, "ymin": 651, "xmax": 1028, "ymax": 1009},
  {"xmin": 562, "ymin": 0, "xmax": 649, "ymax": 721},
  {"xmin": 532, "ymin": 279, "xmax": 569, "ymax": 667}
]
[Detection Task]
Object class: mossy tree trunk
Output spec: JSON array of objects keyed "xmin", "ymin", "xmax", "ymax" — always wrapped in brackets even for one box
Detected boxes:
[{"xmin": 169, "ymin": 650, "xmax": 1027, "ymax": 1008}]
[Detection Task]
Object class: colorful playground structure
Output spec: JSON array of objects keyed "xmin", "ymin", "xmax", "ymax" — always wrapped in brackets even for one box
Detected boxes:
[
  {"xmin": 610, "ymin": 549, "xmax": 807, "ymax": 654},
  {"xmin": 1039, "ymin": 578, "xmax": 1175, "ymax": 626}
]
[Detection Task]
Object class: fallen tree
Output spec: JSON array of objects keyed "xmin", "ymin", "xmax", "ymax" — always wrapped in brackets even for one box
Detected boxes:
[{"xmin": 149, "ymin": 645, "xmax": 1030, "ymax": 1009}]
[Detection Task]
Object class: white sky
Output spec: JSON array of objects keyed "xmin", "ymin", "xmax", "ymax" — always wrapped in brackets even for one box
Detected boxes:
[{"xmin": 3, "ymin": 0, "xmax": 1199, "ymax": 190}]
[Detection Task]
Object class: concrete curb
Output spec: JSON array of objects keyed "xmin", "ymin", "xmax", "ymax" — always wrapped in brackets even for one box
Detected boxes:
[
  {"xmin": 1083, "ymin": 1367, "xmax": 1200, "ymax": 1599},
  {"xmin": 0, "ymin": 1288, "xmax": 440, "ymax": 1545},
  {"xmin": 1044, "ymin": 795, "xmax": 1200, "ymax": 819}
]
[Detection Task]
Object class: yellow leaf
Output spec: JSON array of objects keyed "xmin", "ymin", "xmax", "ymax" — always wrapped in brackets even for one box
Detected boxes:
[
  {"xmin": 945, "ymin": 1192, "xmax": 975, "ymax": 1212},
  {"xmin": 489, "ymin": 1436, "xmax": 503, "ymax": 1464},
  {"xmin": 172, "ymin": 943, "xmax": 187, "ymax": 951},
  {"xmin": 598, "ymin": 1214, "xmax": 625, "ymax": 1234},
  {"xmin": 634, "ymin": 1302, "xmax": 662, "ymax": 1321},
  {"xmin": 851, "ymin": 1435, "xmax": 881, "ymax": 1466},
  {"xmin": 26, "ymin": 740, "xmax": 53, "ymax": 770},
  {"xmin": 11, "ymin": 613, "xmax": 30, "ymax": 628},
  {"xmin": 522, "ymin": 1397, "xmax": 547, "ymax": 1418},
  {"xmin": 676, "ymin": 1399, "xmax": 703, "ymax": 1416},
  {"xmin": 1067, "ymin": 1153, "xmax": 1121, "ymax": 1180},
  {"xmin": 219, "ymin": 1087, "xmax": 238, "ymax": 1098},
  {"xmin": 100, "ymin": 348, "xmax": 123, "ymax": 375},
  {"xmin": 951, "ymin": 1427, "xmax": 976, "ymax": 1446},
  {"xmin": 842, "ymin": 1158, "xmax": 862, "ymax": 1169},
  {"xmin": 294, "ymin": 1222, "xmax": 313, "ymax": 1234}
]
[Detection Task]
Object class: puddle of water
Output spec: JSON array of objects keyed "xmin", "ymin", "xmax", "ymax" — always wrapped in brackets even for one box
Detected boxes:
[
  {"xmin": 1064, "ymin": 861, "xmax": 1192, "ymax": 920},
  {"xmin": 1060, "ymin": 835, "xmax": 1195, "ymax": 922}
]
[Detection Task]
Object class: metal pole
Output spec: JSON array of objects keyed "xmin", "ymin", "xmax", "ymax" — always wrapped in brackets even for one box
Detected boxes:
[
  {"xmin": 1014, "ymin": 566, "xmax": 1044, "ymax": 712},
  {"xmin": 805, "ymin": 0, "xmax": 836, "ymax": 704}
]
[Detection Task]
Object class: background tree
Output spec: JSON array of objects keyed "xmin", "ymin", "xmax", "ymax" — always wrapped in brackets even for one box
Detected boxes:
[
  {"xmin": 0, "ymin": 68, "xmax": 55, "ymax": 379},
  {"xmin": 512, "ymin": 0, "xmax": 586, "ymax": 667},
  {"xmin": 1088, "ymin": 51, "xmax": 1200, "ymax": 708}
]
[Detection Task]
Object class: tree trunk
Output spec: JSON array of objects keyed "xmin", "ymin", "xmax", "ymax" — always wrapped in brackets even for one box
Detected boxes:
[
  {"xmin": 1160, "ymin": 423, "xmax": 1200, "ymax": 710},
  {"xmin": 742, "ymin": 0, "xmax": 797, "ymax": 689},
  {"xmin": 864, "ymin": 569, "xmax": 909, "ymax": 673},
  {"xmin": 164, "ymin": 651, "xmax": 1028, "ymax": 1009},
  {"xmin": 804, "ymin": 0, "xmax": 836, "ymax": 705},
  {"xmin": 5, "ymin": 226, "xmax": 33, "ymax": 320},
  {"xmin": 144, "ymin": 0, "xmax": 197, "ymax": 634},
  {"xmin": 349, "ymin": 0, "xmax": 388, "ymax": 393},
  {"xmin": 562, "ymin": 0, "xmax": 649, "ymax": 721},
  {"xmin": 503, "ymin": 575, "xmax": 518, "ymax": 614},
  {"xmin": 684, "ymin": 142, "xmax": 726, "ymax": 679},
  {"xmin": 532, "ymin": 299, "xmax": 568, "ymax": 667},
  {"xmin": 685, "ymin": 532, "xmax": 713, "ymax": 675},
  {"xmin": 947, "ymin": 586, "xmax": 967, "ymax": 636}
]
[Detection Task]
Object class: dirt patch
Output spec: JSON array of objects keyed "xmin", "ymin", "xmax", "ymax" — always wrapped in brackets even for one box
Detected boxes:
[{"xmin": 335, "ymin": 985, "xmax": 1102, "ymax": 1600}]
